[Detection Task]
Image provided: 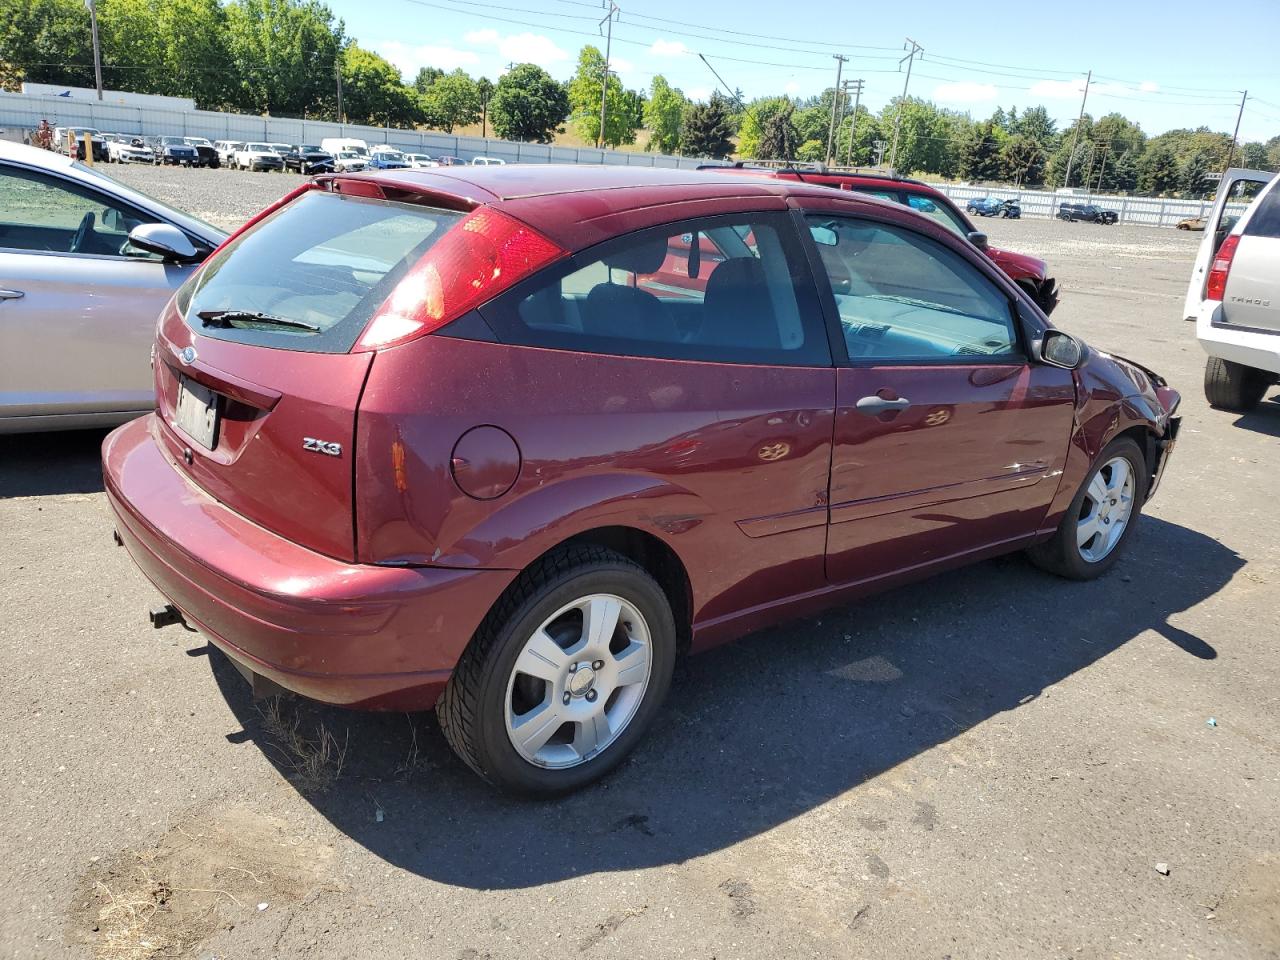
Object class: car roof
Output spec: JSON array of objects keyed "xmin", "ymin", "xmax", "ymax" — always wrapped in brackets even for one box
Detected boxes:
[{"xmin": 338, "ymin": 163, "xmax": 913, "ymax": 251}]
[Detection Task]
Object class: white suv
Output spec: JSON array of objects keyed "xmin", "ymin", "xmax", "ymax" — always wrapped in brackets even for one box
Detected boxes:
[{"xmin": 1186, "ymin": 168, "xmax": 1280, "ymax": 411}]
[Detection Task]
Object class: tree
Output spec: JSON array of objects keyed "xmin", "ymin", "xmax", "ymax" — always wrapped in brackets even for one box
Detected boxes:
[
  {"xmin": 959, "ymin": 121, "xmax": 1002, "ymax": 181},
  {"xmin": 644, "ymin": 75, "xmax": 686, "ymax": 154},
  {"xmin": 476, "ymin": 76, "xmax": 494, "ymax": 137},
  {"xmin": 680, "ymin": 93, "xmax": 734, "ymax": 159},
  {"xmin": 567, "ymin": 44, "xmax": 635, "ymax": 147},
  {"xmin": 0, "ymin": 0, "xmax": 94, "ymax": 89},
  {"xmin": 224, "ymin": 0, "xmax": 345, "ymax": 117},
  {"xmin": 339, "ymin": 44, "xmax": 418, "ymax": 126},
  {"xmin": 419, "ymin": 68, "xmax": 479, "ymax": 133},
  {"xmin": 738, "ymin": 97, "xmax": 796, "ymax": 159},
  {"xmin": 1000, "ymin": 135, "xmax": 1045, "ymax": 186},
  {"xmin": 1180, "ymin": 150, "xmax": 1212, "ymax": 198},
  {"xmin": 489, "ymin": 62, "xmax": 569, "ymax": 143},
  {"xmin": 101, "ymin": 0, "xmax": 234, "ymax": 108},
  {"xmin": 1012, "ymin": 105, "xmax": 1057, "ymax": 145},
  {"xmin": 1138, "ymin": 145, "xmax": 1179, "ymax": 195},
  {"xmin": 413, "ymin": 66, "xmax": 444, "ymax": 93},
  {"xmin": 1240, "ymin": 142, "xmax": 1269, "ymax": 169},
  {"xmin": 759, "ymin": 101, "xmax": 798, "ymax": 160}
]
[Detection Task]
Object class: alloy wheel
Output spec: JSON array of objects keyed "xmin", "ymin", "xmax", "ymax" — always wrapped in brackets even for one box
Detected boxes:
[
  {"xmin": 504, "ymin": 594, "xmax": 652, "ymax": 769},
  {"xmin": 1077, "ymin": 456, "xmax": 1136, "ymax": 563}
]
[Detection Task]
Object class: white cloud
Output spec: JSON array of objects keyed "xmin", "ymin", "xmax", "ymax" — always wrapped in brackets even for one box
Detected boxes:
[
  {"xmin": 465, "ymin": 29, "xmax": 569, "ymax": 65},
  {"xmin": 933, "ymin": 81, "xmax": 998, "ymax": 104},
  {"xmin": 650, "ymin": 39, "xmax": 690, "ymax": 58},
  {"xmin": 608, "ymin": 56, "xmax": 635, "ymax": 76},
  {"xmin": 376, "ymin": 40, "xmax": 478, "ymax": 78},
  {"xmin": 1139, "ymin": 81, "xmax": 1159, "ymax": 93},
  {"xmin": 1029, "ymin": 78, "xmax": 1088, "ymax": 98},
  {"xmin": 785, "ymin": 80, "xmax": 801, "ymax": 95},
  {"xmin": 687, "ymin": 86, "xmax": 712, "ymax": 103}
]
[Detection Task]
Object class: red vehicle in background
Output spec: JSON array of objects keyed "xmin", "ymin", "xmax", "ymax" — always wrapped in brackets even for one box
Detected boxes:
[{"xmin": 701, "ymin": 162, "xmax": 1059, "ymax": 315}]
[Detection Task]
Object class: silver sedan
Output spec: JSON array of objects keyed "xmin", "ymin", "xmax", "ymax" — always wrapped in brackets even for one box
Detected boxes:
[{"xmin": 0, "ymin": 141, "xmax": 226, "ymax": 433}]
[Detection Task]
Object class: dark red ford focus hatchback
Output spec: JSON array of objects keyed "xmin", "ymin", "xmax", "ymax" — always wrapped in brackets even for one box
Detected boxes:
[{"xmin": 104, "ymin": 165, "xmax": 1181, "ymax": 794}]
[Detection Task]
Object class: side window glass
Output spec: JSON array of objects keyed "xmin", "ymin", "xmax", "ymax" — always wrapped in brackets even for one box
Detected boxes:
[
  {"xmin": 906, "ymin": 194, "xmax": 968, "ymax": 237},
  {"xmin": 853, "ymin": 187, "xmax": 900, "ymax": 204},
  {"xmin": 0, "ymin": 165, "xmax": 162, "ymax": 259},
  {"xmin": 488, "ymin": 217, "xmax": 829, "ymax": 365},
  {"xmin": 805, "ymin": 214, "xmax": 1018, "ymax": 362}
]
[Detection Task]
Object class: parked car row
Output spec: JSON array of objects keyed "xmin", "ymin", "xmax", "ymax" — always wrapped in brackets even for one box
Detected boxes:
[
  {"xmin": 3, "ymin": 141, "xmax": 1186, "ymax": 798},
  {"xmin": 966, "ymin": 196, "xmax": 1022, "ymax": 218}
]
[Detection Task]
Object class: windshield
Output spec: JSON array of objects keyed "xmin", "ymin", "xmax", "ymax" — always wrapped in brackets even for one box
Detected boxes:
[
  {"xmin": 247, "ymin": 143, "xmax": 272, "ymax": 151},
  {"xmin": 302, "ymin": 145, "xmax": 323, "ymax": 152},
  {"xmin": 176, "ymin": 191, "xmax": 462, "ymax": 354}
]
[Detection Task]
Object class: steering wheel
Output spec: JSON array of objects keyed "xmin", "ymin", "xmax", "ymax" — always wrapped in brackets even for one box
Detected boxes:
[{"xmin": 70, "ymin": 211, "xmax": 95, "ymax": 254}]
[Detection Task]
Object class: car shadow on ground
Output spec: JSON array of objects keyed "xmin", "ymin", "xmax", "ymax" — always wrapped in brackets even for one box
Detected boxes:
[
  {"xmin": 1232, "ymin": 396, "xmax": 1280, "ymax": 437},
  {"xmin": 0, "ymin": 428, "xmax": 108, "ymax": 498},
  {"xmin": 209, "ymin": 514, "xmax": 1240, "ymax": 891}
]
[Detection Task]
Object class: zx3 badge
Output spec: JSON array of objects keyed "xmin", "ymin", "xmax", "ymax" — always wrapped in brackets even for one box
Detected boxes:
[{"xmin": 303, "ymin": 437, "xmax": 342, "ymax": 456}]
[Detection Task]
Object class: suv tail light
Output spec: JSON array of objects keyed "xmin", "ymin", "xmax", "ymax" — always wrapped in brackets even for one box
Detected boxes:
[
  {"xmin": 355, "ymin": 207, "xmax": 567, "ymax": 352},
  {"xmin": 1206, "ymin": 234, "xmax": 1239, "ymax": 301}
]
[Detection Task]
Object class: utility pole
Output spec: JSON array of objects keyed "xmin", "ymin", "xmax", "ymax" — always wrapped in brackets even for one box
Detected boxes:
[
  {"xmin": 596, "ymin": 1, "xmax": 620, "ymax": 150},
  {"xmin": 334, "ymin": 58, "xmax": 344, "ymax": 122},
  {"xmin": 1222, "ymin": 89, "xmax": 1248, "ymax": 174},
  {"xmin": 1061, "ymin": 70, "xmax": 1092, "ymax": 191},
  {"xmin": 825, "ymin": 55, "xmax": 848, "ymax": 164},
  {"xmin": 888, "ymin": 38, "xmax": 922, "ymax": 171},
  {"xmin": 843, "ymin": 78, "xmax": 864, "ymax": 166},
  {"xmin": 84, "ymin": 0, "xmax": 103, "ymax": 100}
]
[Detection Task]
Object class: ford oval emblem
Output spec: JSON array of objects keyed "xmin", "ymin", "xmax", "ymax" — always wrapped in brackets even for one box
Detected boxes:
[{"xmin": 180, "ymin": 346, "xmax": 197, "ymax": 365}]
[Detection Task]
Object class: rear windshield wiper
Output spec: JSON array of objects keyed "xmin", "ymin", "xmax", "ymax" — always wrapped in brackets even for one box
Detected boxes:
[{"xmin": 197, "ymin": 309, "xmax": 320, "ymax": 332}]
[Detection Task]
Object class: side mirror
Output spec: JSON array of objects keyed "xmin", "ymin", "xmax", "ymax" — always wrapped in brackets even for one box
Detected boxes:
[
  {"xmin": 966, "ymin": 230, "xmax": 989, "ymax": 251},
  {"xmin": 128, "ymin": 223, "xmax": 201, "ymax": 262},
  {"xmin": 1037, "ymin": 329, "xmax": 1084, "ymax": 369}
]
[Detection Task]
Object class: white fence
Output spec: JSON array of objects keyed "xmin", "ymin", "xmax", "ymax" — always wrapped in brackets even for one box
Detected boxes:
[
  {"xmin": 0, "ymin": 91, "xmax": 704, "ymax": 169},
  {"xmin": 927, "ymin": 182, "xmax": 1250, "ymax": 229}
]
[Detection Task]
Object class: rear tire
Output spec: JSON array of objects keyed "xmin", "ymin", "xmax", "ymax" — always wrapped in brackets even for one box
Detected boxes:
[
  {"xmin": 437, "ymin": 545, "xmax": 677, "ymax": 796},
  {"xmin": 1204, "ymin": 356, "xmax": 1268, "ymax": 411},
  {"xmin": 1027, "ymin": 436, "xmax": 1147, "ymax": 581}
]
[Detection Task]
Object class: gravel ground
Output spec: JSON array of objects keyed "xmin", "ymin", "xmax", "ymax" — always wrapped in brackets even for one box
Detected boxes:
[{"xmin": 2, "ymin": 168, "xmax": 1278, "ymax": 960}]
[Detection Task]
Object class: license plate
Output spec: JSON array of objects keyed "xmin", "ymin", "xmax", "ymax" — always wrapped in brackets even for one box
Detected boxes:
[{"xmin": 175, "ymin": 376, "xmax": 220, "ymax": 449}]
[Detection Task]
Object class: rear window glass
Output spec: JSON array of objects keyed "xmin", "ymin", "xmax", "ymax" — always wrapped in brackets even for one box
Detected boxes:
[
  {"xmin": 1243, "ymin": 182, "xmax": 1280, "ymax": 239},
  {"xmin": 177, "ymin": 190, "xmax": 461, "ymax": 353}
]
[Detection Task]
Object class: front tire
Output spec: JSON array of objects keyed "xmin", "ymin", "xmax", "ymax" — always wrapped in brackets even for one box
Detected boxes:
[
  {"xmin": 1027, "ymin": 436, "xmax": 1147, "ymax": 580},
  {"xmin": 438, "ymin": 545, "xmax": 676, "ymax": 796},
  {"xmin": 1204, "ymin": 356, "xmax": 1268, "ymax": 411}
]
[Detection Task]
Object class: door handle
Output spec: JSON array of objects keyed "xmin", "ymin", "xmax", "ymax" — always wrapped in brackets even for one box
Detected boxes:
[
  {"xmin": 855, "ymin": 395, "xmax": 911, "ymax": 416},
  {"xmin": 0, "ymin": 288, "xmax": 24, "ymax": 301}
]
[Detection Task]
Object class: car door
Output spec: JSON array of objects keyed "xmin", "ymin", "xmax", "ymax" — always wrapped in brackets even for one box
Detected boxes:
[
  {"xmin": 796, "ymin": 206, "xmax": 1077, "ymax": 584},
  {"xmin": 0, "ymin": 161, "xmax": 200, "ymax": 425},
  {"xmin": 1183, "ymin": 168, "xmax": 1275, "ymax": 321},
  {"xmin": 471, "ymin": 210, "xmax": 836, "ymax": 627}
]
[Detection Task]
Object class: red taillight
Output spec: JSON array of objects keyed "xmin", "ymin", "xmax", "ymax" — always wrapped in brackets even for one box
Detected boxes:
[
  {"xmin": 1206, "ymin": 234, "xmax": 1239, "ymax": 301},
  {"xmin": 355, "ymin": 207, "xmax": 566, "ymax": 352}
]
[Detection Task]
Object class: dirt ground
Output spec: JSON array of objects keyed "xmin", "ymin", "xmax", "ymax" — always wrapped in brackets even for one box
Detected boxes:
[{"xmin": 1, "ymin": 170, "xmax": 1278, "ymax": 960}]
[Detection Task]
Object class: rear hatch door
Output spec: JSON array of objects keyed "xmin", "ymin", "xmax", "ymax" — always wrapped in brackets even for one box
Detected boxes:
[
  {"xmin": 1221, "ymin": 177, "xmax": 1280, "ymax": 334},
  {"xmin": 153, "ymin": 185, "xmax": 465, "ymax": 561},
  {"xmin": 1184, "ymin": 168, "xmax": 1274, "ymax": 320}
]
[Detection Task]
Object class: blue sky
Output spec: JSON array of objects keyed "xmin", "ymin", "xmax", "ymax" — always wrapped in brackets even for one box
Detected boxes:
[{"xmin": 336, "ymin": 0, "xmax": 1280, "ymax": 142}]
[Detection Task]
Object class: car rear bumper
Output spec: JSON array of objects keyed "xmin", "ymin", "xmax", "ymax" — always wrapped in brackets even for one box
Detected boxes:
[
  {"xmin": 1197, "ymin": 302, "xmax": 1280, "ymax": 377},
  {"xmin": 103, "ymin": 415, "xmax": 515, "ymax": 710}
]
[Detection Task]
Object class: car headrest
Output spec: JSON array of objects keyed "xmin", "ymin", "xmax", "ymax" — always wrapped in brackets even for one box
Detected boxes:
[{"xmin": 602, "ymin": 236, "xmax": 668, "ymax": 276}]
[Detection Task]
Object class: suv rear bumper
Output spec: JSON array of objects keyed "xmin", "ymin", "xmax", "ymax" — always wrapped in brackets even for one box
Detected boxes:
[
  {"xmin": 1197, "ymin": 302, "xmax": 1280, "ymax": 377},
  {"xmin": 103, "ymin": 415, "xmax": 515, "ymax": 710}
]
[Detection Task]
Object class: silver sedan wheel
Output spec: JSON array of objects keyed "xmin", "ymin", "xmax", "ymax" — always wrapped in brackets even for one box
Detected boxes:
[
  {"xmin": 1077, "ymin": 456, "xmax": 1136, "ymax": 563},
  {"xmin": 504, "ymin": 594, "xmax": 652, "ymax": 770}
]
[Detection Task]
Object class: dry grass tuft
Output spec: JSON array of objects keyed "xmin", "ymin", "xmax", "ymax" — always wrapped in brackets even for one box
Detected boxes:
[
  {"xmin": 92, "ymin": 869, "xmax": 174, "ymax": 960},
  {"xmin": 258, "ymin": 696, "xmax": 348, "ymax": 793}
]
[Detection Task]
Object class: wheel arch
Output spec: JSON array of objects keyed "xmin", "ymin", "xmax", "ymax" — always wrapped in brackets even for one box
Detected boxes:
[{"xmin": 549, "ymin": 525, "xmax": 694, "ymax": 655}]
